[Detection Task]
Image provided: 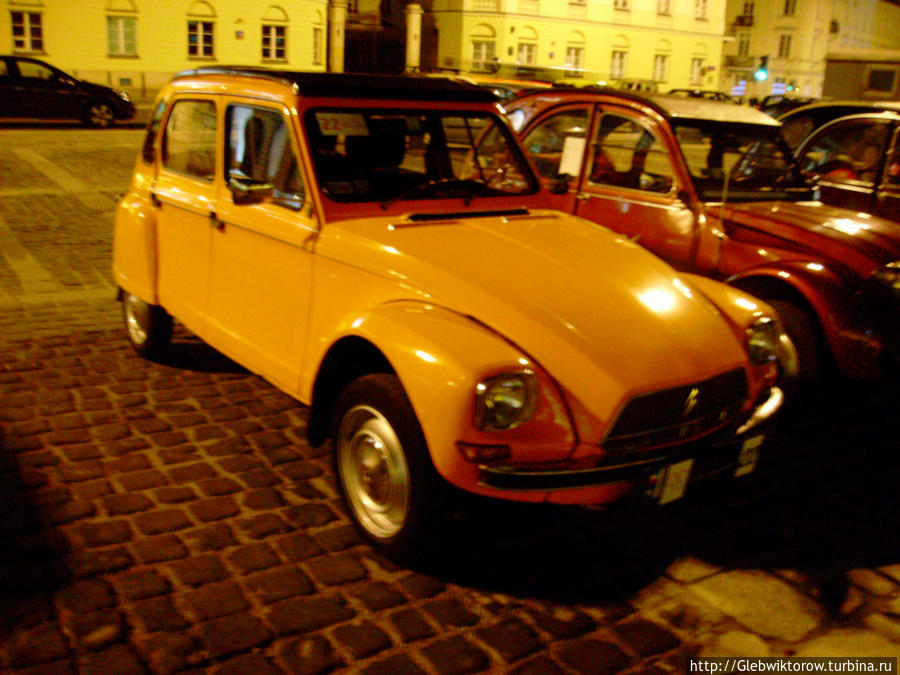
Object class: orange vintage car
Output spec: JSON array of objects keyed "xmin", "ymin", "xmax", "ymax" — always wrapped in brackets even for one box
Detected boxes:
[{"xmin": 113, "ymin": 68, "xmax": 791, "ymax": 559}]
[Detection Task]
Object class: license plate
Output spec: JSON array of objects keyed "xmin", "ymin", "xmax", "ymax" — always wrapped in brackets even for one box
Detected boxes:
[
  {"xmin": 657, "ymin": 459, "xmax": 694, "ymax": 504},
  {"xmin": 734, "ymin": 435, "xmax": 763, "ymax": 477}
]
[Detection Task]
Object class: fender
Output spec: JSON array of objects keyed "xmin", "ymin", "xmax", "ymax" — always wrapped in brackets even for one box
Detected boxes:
[
  {"xmin": 112, "ymin": 190, "xmax": 159, "ymax": 303},
  {"xmin": 726, "ymin": 260, "xmax": 884, "ymax": 377},
  {"xmin": 307, "ymin": 301, "xmax": 576, "ymax": 492}
]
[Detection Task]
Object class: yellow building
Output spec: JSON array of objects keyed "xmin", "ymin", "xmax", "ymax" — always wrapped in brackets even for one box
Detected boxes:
[
  {"xmin": 2, "ymin": 0, "xmax": 329, "ymax": 96},
  {"xmin": 722, "ymin": 0, "xmax": 900, "ymax": 99},
  {"xmin": 429, "ymin": 0, "xmax": 730, "ymax": 90}
]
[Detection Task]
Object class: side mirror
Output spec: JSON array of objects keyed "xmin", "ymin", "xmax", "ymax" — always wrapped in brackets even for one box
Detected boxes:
[
  {"xmin": 549, "ymin": 173, "xmax": 573, "ymax": 194},
  {"xmin": 229, "ymin": 175, "xmax": 274, "ymax": 205}
]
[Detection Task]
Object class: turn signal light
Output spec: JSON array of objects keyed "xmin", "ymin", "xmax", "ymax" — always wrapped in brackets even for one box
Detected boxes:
[{"xmin": 456, "ymin": 442, "xmax": 511, "ymax": 463}]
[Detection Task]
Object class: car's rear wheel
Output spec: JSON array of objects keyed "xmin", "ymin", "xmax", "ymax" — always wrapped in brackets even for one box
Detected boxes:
[
  {"xmin": 333, "ymin": 374, "xmax": 442, "ymax": 560},
  {"xmin": 122, "ymin": 291, "xmax": 172, "ymax": 359},
  {"xmin": 83, "ymin": 101, "xmax": 115, "ymax": 128}
]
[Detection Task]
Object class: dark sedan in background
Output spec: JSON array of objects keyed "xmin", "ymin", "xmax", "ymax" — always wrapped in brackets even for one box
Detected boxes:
[{"xmin": 0, "ymin": 55, "xmax": 135, "ymax": 127}]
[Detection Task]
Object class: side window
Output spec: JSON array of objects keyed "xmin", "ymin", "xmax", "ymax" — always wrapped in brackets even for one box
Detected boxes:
[
  {"xmin": 226, "ymin": 105, "xmax": 304, "ymax": 207},
  {"xmin": 781, "ymin": 115, "xmax": 815, "ymax": 152},
  {"xmin": 141, "ymin": 100, "xmax": 167, "ymax": 164},
  {"xmin": 800, "ymin": 119, "xmax": 890, "ymax": 186},
  {"xmin": 17, "ymin": 60, "xmax": 55, "ymax": 80},
  {"xmin": 589, "ymin": 113, "xmax": 674, "ymax": 194},
  {"xmin": 522, "ymin": 108, "xmax": 589, "ymax": 179},
  {"xmin": 161, "ymin": 99, "xmax": 217, "ymax": 180}
]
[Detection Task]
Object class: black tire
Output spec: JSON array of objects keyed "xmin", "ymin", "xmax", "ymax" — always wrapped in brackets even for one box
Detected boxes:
[
  {"xmin": 83, "ymin": 101, "xmax": 115, "ymax": 128},
  {"xmin": 332, "ymin": 373, "xmax": 443, "ymax": 561},
  {"xmin": 121, "ymin": 291, "xmax": 173, "ymax": 359},
  {"xmin": 766, "ymin": 299, "xmax": 824, "ymax": 382}
]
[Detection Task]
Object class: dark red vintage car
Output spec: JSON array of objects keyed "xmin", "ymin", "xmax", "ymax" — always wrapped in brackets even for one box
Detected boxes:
[{"xmin": 505, "ymin": 87, "xmax": 900, "ymax": 380}]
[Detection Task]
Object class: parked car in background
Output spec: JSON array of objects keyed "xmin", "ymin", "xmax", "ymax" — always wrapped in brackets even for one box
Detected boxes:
[
  {"xmin": 114, "ymin": 68, "xmax": 788, "ymax": 559},
  {"xmin": 758, "ymin": 94, "xmax": 822, "ymax": 119},
  {"xmin": 669, "ymin": 88, "xmax": 737, "ymax": 103},
  {"xmin": 794, "ymin": 110, "xmax": 900, "ymax": 223},
  {"xmin": 779, "ymin": 100, "xmax": 900, "ymax": 151},
  {"xmin": 507, "ymin": 87, "xmax": 900, "ymax": 382},
  {"xmin": 0, "ymin": 55, "xmax": 135, "ymax": 127}
]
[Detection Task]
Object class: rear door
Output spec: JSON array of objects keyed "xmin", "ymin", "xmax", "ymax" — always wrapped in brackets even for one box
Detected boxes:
[
  {"xmin": 0, "ymin": 58, "xmax": 27, "ymax": 117},
  {"xmin": 14, "ymin": 58, "xmax": 87, "ymax": 120}
]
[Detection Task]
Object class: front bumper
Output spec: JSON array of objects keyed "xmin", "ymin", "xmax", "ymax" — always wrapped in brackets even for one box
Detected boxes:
[{"xmin": 476, "ymin": 386, "xmax": 783, "ymax": 497}]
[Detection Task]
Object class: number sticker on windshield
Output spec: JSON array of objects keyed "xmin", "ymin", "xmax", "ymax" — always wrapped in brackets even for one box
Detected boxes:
[{"xmin": 316, "ymin": 112, "xmax": 369, "ymax": 136}]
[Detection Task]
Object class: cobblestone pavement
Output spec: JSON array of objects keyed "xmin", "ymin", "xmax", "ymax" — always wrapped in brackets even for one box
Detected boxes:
[{"xmin": 1, "ymin": 127, "xmax": 900, "ymax": 674}]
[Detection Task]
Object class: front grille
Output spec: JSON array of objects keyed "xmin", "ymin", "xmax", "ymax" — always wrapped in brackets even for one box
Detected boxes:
[{"xmin": 604, "ymin": 368, "xmax": 748, "ymax": 453}]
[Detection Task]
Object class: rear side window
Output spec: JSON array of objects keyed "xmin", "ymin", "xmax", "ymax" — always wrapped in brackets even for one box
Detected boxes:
[
  {"xmin": 800, "ymin": 119, "xmax": 890, "ymax": 186},
  {"xmin": 141, "ymin": 100, "xmax": 167, "ymax": 164},
  {"xmin": 161, "ymin": 99, "xmax": 217, "ymax": 180}
]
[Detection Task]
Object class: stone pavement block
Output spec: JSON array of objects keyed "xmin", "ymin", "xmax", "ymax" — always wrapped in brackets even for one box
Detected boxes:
[
  {"xmin": 66, "ymin": 607, "xmax": 124, "ymax": 651},
  {"xmin": 77, "ymin": 519, "xmax": 133, "ymax": 547},
  {"xmin": 419, "ymin": 635, "xmax": 490, "ymax": 675},
  {"xmin": 238, "ymin": 512, "xmax": 293, "ymax": 540},
  {"xmin": 169, "ymin": 553, "xmax": 229, "ymax": 587},
  {"xmin": 196, "ymin": 613, "xmax": 271, "ymax": 659},
  {"xmin": 313, "ymin": 524, "xmax": 362, "ymax": 552},
  {"xmin": 70, "ymin": 478, "xmax": 114, "ymax": 500},
  {"xmin": 78, "ymin": 646, "xmax": 145, "ymax": 675},
  {"xmin": 282, "ymin": 503, "xmax": 337, "ymax": 529},
  {"xmin": 242, "ymin": 487, "xmax": 286, "ymax": 510},
  {"xmin": 129, "ymin": 595, "xmax": 191, "ymax": 632},
  {"xmin": 332, "ymin": 620, "xmax": 393, "ymax": 659},
  {"xmin": 117, "ymin": 469, "xmax": 169, "ymax": 491},
  {"xmin": 133, "ymin": 508, "xmax": 193, "ymax": 535},
  {"xmin": 112, "ymin": 568, "xmax": 172, "ymax": 601},
  {"xmin": 184, "ymin": 580, "xmax": 251, "ymax": 621},
  {"xmin": 399, "ymin": 573, "xmax": 446, "ymax": 599},
  {"xmin": 226, "ymin": 542, "xmax": 281, "ymax": 574},
  {"xmin": 475, "ymin": 618, "xmax": 542, "ymax": 662},
  {"xmin": 265, "ymin": 594, "xmax": 356, "ymax": 636},
  {"xmin": 211, "ymin": 652, "xmax": 282, "ymax": 675},
  {"xmin": 555, "ymin": 639, "xmax": 632, "ymax": 675},
  {"xmin": 189, "ymin": 496, "xmax": 240, "ymax": 522},
  {"xmin": 68, "ymin": 546, "xmax": 135, "ymax": 578},
  {"xmin": 43, "ymin": 499, "xmax": 97, "ymax": 525},
  {"xmin": 133, "ymin": 534, "xmax": 188, "ymax": 563},
  {"xmin": 56, "ymin": 578, "xmax": 116, "ymax": 614},
  {"xmin": 423, "ymin": 597, "xmax": 481, "ymax": 627},
  {"xmin": 103, "ymin": 492, "xmax": 154, "ymax": 515},
  {"xmin": 183, "ymin": 523, "xmax": 239, "ymax": 552},
  {"xmin": 275, "ymin": 634, "xmax": 344, "ymax": 674},
  {"xmin": 136, "ymin": 632, "xmax": 199, "ymax": 674},
  {"xmin": 307, "ymin": 553, "xmax": 369, "ymax": 586},
  {"xmin": 167, "ymin": 462, "xmax": 218, "ymax": 483},
  {"xmin": 352, "ymin": 581, "xmax": 407, "ymax": 611},
  {"xmin": 154, "ymin": 485, "xmax": 198, "ymax": 504},
  {"xmin": 612, "ymin": 618, "xmax": 681, "ymax": 657},
  {"xmin": 363, "ymin": 653, "xmax": 428, "ymax": 675},
  {"xmin": 244, "ymin": 565, "xmax": 315, "ymax": 604},
  {"xmin": 197, "ymin": 476, "xmax": 243, "ymax": 496},
  {"xmin": 4, "ymin": 623, "xmax": 69, "ymax": 668},
  {"xmin": 389, "ymin": 608, "xmax": 437, "ymax": 643},
  {"xmin": 509, "ymin": 656, "xmax": 567, "ymax": 675}
]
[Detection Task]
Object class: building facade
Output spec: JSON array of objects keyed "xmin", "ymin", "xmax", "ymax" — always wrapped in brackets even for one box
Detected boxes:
[
  {"xmin": 430, "ymin": 0, "xmax": 730, "ymax": 90},
  {"xmin": 722, "ymin": 0, "xmax": 900, "ymax": 99},
  {"xmin": 2, "ymin": 0, "xmax": 329, "ymax": 96}
]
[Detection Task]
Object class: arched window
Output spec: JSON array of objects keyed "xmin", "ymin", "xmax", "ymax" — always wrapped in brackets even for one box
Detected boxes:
[
  {"xmin": 565, "ymin": 31, "xmax": 585, "ymax": 76},
  {"xmin": 517, "ymin": 26, "xmax": 538, "ymax": 73},
  {"xmin": 611, "ymin": 35, "xmax": 630, "ymax": 79},
  {"xmin": 106, "ymin": 0, "xmax": 137, "ymax": 57},
  {"xmin": 187, "ymin": 1, "xmax": 216, "ymax": 59},
  {"xmin": 653, "ymin": 39, "xmax": 671, "ymax": 82},
  {"xmin": 691, "ymin": 42, "xmax": 709, "ymax": 85},
  {"xmin": 262, "ymin": 5, "xmax": 288, "ymax": 62},
  {"xmin": 471, "ymin": 24, "xmax": 497, "ymax": 73},
  {"xmin": 312, "ymin": 10, "xmax": 324, "ymax": 66}
]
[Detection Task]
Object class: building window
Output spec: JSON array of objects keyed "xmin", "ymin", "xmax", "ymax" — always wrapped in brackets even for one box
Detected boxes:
[
  {"xmin": 565, "ymin": 46, "xmax": 584, "ymax": 76},
  {"xmin": 312, "ymin": 26, "xmax": 323, "ymax": 65},
  {"xmin": 783, "ymin": 0, "xmax": 796, "ymax": 16},
  {"xmin": 778, "ymin": 34, "xmax": 792, "ymax": 58},
  {"xmin": 108, "ymin": 16, "xmax": 137, "ymax": 57},
  {"xmin": 691, "ymin": 58, "xmax": 704, "ymax": 85},
  {"xmin": 348, "ymin": 0, "xmax": 359, "ymax": 13},
  {"xmin": 653, "ymin": 53, "xmax": 668, "ymax": 82},
  {"xmin": 262, "ymin": 24, "xmax": 286, "ymax": 61},
  {"xmin": 657, "ymin": 0, "xmax": 671, "ymax": 15},
  {"xmin": 743, "ymin": 1, "xmax": 754, "ymax": 14},
  {"xmin": 11, "ymin": 11, "xmax": 43, "ymax": 52},
  {"xmin": 188, "ymin": 20, "xmax": 215, "ymax": 58},
  {"xmin": 517, "ymin": 42, "xmax": 536, "ymax": 69},
  {"xmin": 472, "ymin": 40, "xmax": 496, "ymax": 72},
  {"xmin": 738, "ymin": 33, "xmax": 750, "ymax": 57},
  {"xmin": 695, "ymin": 0, "xmax": 707, "ymax": 19},
  {"xmin": 611, "ymin": 50, "xmax": 627, "ymax": 79},
  {"xmin": 614, "ymin": 0, "xmax": 629, "ymax": 10}
]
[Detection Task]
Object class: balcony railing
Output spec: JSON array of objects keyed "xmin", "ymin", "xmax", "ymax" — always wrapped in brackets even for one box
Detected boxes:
[
  {"xmin": 733, "ymin": 14, "xmax": 754, "ymax": 26},
  {"xmin": 724, "ymin": 55, "xmax": 755, "ymax": 68}
]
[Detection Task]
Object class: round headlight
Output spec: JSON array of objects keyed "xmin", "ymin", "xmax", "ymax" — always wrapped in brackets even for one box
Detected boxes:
[
  {"xmin": 746, "ymin": 317, "xmax": 780, "ymax": 366},
  {"xmin": 872, "ymin": 261, "xmax": 900, "ymax": 298},
  {"xmin": 475, "ymin": 371, "xmax": 537, "ymax": 431}
]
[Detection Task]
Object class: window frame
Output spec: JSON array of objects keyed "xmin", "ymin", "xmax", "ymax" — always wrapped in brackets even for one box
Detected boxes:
[
  {"xmin": 188, "ymin": 19, "xmax": 215, "ymax": 59},
  {"xmin": 107, "ymin": 15, "xmax": 137, "ymax": 58},
  {"xmin": 778, "ymin": 34, "xmax": 792, "ymax": 59},
  {"xmin": 261, "ymin": 23, "xmax": 287, "ymax": 62},
  {"xmin": 11, "ymin": 11, "xmax": 43, "ymax": 53},
  {"xmin": 160, "ymin": 98, "xmax": 219, "ymax": 181}
]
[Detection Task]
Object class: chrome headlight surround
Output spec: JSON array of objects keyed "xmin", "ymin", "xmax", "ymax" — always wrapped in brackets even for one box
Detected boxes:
[
  {"xmin": 872, "ymin": 261, "xmax": 900, "ymax": 299},
  {"xmin": 745, "ymin": 316, "xmax": 781, "ymax": 366},
  {"xmin": 474, "ymin": 370, "xmax": 538, "ymax": 432}
]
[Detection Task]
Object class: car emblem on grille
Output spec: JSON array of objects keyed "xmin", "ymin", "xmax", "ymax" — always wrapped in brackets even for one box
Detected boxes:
[{"xmin": 683, "ymin": 387, "xmax": 699, "ymax": 418}]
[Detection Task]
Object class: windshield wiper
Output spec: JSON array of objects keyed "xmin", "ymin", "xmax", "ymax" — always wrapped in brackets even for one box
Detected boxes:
[{"xmin": 380, "ymin": 178, "xmax": 492, "ymax": 210}]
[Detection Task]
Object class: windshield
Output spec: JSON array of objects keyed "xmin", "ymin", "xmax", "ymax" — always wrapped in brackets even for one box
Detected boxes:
[
  {"xmin": 304, "ymin": 109, "xmax": 538, "ymax": 204},
  {"xmin": 673, "ymin": 120, "xmax": 809, "ymax": 201}
]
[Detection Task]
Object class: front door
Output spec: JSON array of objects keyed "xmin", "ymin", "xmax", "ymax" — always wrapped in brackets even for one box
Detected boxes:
[
  {"xmin": 573, "ymin": 109, "xmax": 696, "ymax": 270},
  {"xmin": 152, "ymin": 97, "xmax": 219, "ymax": 335},
  {"xmin": 206, "ymin": 101, "xmax": 316, "ymax": 393}
]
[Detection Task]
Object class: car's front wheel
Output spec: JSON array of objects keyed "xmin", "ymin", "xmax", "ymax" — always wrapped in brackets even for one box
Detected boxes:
[
  {"xmin": 83, "ymin": 101, "xmax": 115, "ymax": 128},
  {"xmin": 333, "ymin": 374, "xmax": 442, "ymax": 560},
  {"xmin": 766, "ymin": 299, "xmax": 824, "ymax": 381},
  {"xmin": 121, "ymin": 291, "xmax": 172, "ymax": 359}
]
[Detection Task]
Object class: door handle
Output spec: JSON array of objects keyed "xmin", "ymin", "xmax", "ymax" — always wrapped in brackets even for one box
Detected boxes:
[{"xmin": 209, "ymin": 211, "xmax": 224, "ymax": 231}]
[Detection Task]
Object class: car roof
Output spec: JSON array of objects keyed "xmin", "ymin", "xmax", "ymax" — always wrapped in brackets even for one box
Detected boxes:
[
  {"xmin": 172, "ymin": 67, "xmax": 499, "ymax": 103},
  {"xmin": 516, "ymin": 86, "xmax": 780, "ymax": 126}
]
